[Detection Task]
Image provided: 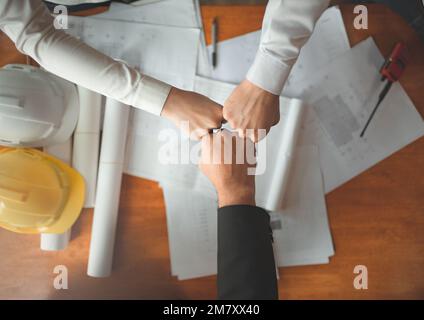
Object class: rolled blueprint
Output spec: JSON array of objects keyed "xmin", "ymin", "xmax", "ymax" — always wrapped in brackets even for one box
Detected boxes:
[
  {"xmin": 87, "ymin": 98, "xmax": 130, "ymax": 278},
  {"xmin": 264, "ymin": 99, "xmax": 305, "ymax": 212},
  {"xmin": 41, "ymin": 139, "xmax": 73, "ymax": 251},
  {"xmin": 73, "ymin": 87, "xmax": 102, "ymax": 208}
]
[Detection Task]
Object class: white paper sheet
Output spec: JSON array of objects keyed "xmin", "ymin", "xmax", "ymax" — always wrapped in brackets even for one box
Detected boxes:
[
  {"xmin": 201, "ymin": 6, "xmax": 350, "ymax": 96},
  {"xmin": 269, "ymin": 146, "xmax": 334, "ymax": 267},
  {"xmin": 125, "ymin": 76, "xmax": 335, "ymax": 280},
  {"xmin": 193, "ymin": 76, "xmax": 308, "ymax": 210},
  {"xmin": 294, "ymin": 37, "xmax": 424, "ymax": 193},
  {"xmin": 283, "ymin": 5, "xmax": 350, "ymax": 96},
  {"xmin": 162, "ymin": 183, "xmax": 218, "ymax": 279},
  {"xmin": 92, "ymin": 0, "xmax": 212, "ymax": 80},
  {"xmin": 193, "ymin": 76, "xmax": 234, "ymax": 105},
  {"xmin": 93, "ymin": 0, "xmax": 199, "ymax": 28},
  {"xmin": 66, "ymin": 16, "xmax": 200, "ymax": 90},
  {"xmin": 65, "ymin": 14, "xmax": 202, "ymax": 193},
  {"xmin": 124, "ymin": 78, "xmax": 221, "ymax": 194},
  {"xmin": 202, "ymin": 30, "xmax": 259, "ymax": 85},
  {"xmin": 162, "ymin": 146, "xmax": 334, "ymax": 280},
  {"xmin": 126, "ymin": 76, "xmax": 307, "ymax": 209},
  {"xmin": 125, "ymin": 110, "xmax": 207, "ymax": 187}
]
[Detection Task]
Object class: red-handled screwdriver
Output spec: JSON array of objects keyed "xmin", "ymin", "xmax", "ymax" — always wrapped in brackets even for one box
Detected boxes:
[{"xmin": 360, "ymin": 42, "xmax": 409, "ymax": 137}]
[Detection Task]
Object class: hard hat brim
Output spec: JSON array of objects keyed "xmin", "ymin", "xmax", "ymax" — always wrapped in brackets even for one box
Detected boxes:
[
  {"xmin": 40, "ymin": 151, "xmax": 86, "ymax": 234},
  {"xmin": 0, "ymin": 148, "xmax": 85, "ymax": 234}
]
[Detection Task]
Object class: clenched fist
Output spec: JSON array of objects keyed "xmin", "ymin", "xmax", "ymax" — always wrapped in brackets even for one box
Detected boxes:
[
  {"xmin": 199, "ymin": 130, "xmax": 256, "ymax": 208},
  {"xmin": 161, "ymin": 87, "xmax": 224, "ymax": 140},
  {"xmin": 223, "ymin": 80, "xmax": 280, "ymax": 142}
]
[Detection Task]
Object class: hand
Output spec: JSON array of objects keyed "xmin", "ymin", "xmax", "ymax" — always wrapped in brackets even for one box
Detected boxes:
[
  {"xmin": 161, "ymin": 87, "xmax": 224, "ymax": 140},
  {"xmin": 199, "ymin": 130, "xmax": 256, "ymax": 208},
  {"xmin": 223, "ymin": 80, "xmax": 280, "ymax": 142}
]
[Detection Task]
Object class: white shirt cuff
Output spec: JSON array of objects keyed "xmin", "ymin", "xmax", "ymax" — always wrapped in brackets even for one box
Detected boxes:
[
  {"xmin": 246, "ymin": 48, "xmax": 292, "ymax": 96},
  {"xmin": 132, "ymin": 76, "xmax": 172, "ymax": 116}
]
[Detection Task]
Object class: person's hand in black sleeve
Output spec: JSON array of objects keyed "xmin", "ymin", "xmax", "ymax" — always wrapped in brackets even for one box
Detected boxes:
[{"xmin": 199, "ymin": 130, "xmax": 278, "ymax": 300}]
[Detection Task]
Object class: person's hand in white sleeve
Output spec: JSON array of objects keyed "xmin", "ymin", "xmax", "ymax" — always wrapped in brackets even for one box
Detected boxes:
[
  {"xmin": 223, "ymin": 79, "xmax": 280, "ymax": 142},
  {"xmin": 0, "ymin": 0, "xmax": 223, "ymax": 140},
  {"xmin": 162, "ymin": 88, "xmax": 223, "ymax": 140},
  {"xmin": 223, "ymin": 0, "xmax": 330, "ymax": 142}
]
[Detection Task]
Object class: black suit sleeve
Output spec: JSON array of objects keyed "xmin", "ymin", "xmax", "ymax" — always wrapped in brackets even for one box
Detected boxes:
[{"xmin": 217, "ymin": 205, "xmax": 278, "ymax": 300}]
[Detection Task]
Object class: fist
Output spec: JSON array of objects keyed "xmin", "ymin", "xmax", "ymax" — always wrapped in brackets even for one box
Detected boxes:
[
  {"xmin": 199, "ymin": 130, "xmax": 256, "ymax": 208},
  {"xmin": 161, "ymin": 87, "xmax": 224, "ymax": 140},
  {"xmin": 223, "ymin": 80, "xmax": 280, "ymax": 142}
]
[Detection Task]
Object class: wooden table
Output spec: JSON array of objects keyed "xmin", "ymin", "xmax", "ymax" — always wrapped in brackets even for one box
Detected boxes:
[{"xmin": 0, "ymin": 4, "xmax": 423, "ymax": 300}]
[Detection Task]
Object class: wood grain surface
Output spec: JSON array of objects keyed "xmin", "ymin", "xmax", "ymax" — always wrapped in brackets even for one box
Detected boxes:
[{"xmin": 0, "ymin": 4, "xmax": 423, "ymax": 299}]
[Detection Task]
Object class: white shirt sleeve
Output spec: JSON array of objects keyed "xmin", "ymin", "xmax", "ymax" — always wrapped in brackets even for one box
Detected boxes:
[
  {"xmin": 246, "ymin": 0, "xmax": 330, "ymax": 95},
  {"xmin": 0, "ymin": 0, "xmax": 171, "ymax": 115}
]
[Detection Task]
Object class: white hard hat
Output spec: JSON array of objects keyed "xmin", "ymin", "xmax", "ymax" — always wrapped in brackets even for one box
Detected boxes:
[{"xmin": 0, "ymin": 64, "xmax": 79, "ymax": 147}]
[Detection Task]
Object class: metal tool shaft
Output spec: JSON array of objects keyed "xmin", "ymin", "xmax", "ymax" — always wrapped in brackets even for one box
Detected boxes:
[{"xmin": 360, "ymin": 81, "xmax": 392, "ymax": 137}]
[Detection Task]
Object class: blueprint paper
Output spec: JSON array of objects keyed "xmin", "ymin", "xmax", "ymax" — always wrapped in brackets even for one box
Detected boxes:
[
  {"xmin": 283, "ymin": 5, "xmax": 350, "ymax": 96},
  {"xmin": 125, "ymin": 76, "xmax": 335, "ymax": 279},
  {"xmin": 162, "ymin": 146, "xmax": 334, "ymax": 280},
  {"xmin": 126, "ymin": 119, "xmax": 210, "ymax": 190},
  {"xmin": 294, "ymin": 37, "xmax": 424, "ymax": 193},
  {"xmin": 162, "ymin": 184, "xmax": 218, "ymax": 279},
  {"xmin": 193, "ymin": 76, "xmax": 234, "ymax": 104},
  {"xmin": 125, "ymin": 77, "xmax": 230, "ymax": 192},
  {"xmin": 66, "ymin": 16, "xmax": 200, "ymax": 90},
  {"xmin": 202, "ymin": 30, "xmax": 259, "ymax": 84},
  {"xmin": 269, "ymin": 146, "xmax": 334, "ymax": 267},
  {"xmin": 201, "ymin": 6, "xmax": 350, "ymax": 96},
  {"xmin": 196, "ymin": 39, "xmax": 424, "ymax": 197},
  {"xmin": 92, "ymin": 0, "xmax": 212, "ymax": 79},
  {"xmin": 126, "ymin": 76, "xmax": 309, "ymax": 209},
  {"xmin": 65, "ymin": 7, "xmax": 207, "ymax": 189},
  {"xmin": 93, "ymin": 0, "xmax": 199, "ymax": 28},
  {"xmin": 194, "ymin": 76, "xmax": 306, "ymax": 209},
  {"xmin": 193, "ymin": 0, "xmax": 212, "ymax": 77}
]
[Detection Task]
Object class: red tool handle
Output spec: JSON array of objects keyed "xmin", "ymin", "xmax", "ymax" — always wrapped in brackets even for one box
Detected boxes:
[{"xmin": 380, "ymin": 42, "xmax": 408, "ymax": 82}]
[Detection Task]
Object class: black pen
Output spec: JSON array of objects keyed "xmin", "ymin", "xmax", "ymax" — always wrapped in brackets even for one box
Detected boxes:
[{"xmin": 212, "ymin": 17, "xmax": 218, "ymax": 68}]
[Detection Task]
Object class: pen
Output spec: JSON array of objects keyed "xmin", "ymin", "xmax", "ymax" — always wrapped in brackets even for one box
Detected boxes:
[{"xmin": 212, "ymin": 17, "xmax": 218, "ymax": 68}]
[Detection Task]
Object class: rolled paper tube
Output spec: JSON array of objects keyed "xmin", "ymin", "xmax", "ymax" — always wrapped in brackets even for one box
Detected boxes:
[
  {"xmin": 40, "ymin": 231, "xmax": 71, "ymax": 251},
  {"xmin": 73, "ymin": 87, "xmax": 102, "ymax": 208},
  {"xmin": 41, "ymin": 138, "xmax": 73, "ymax": 251},
  {"xmin": 264, "ymin": 98, "xmax": 305, "ymax": 212},
  {"xmin": 87, "ymin": 98, "xmax": 130, "ymax": 278}
]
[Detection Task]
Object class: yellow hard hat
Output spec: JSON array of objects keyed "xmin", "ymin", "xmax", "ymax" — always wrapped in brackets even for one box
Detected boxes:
[{"xmin": 0, "ymin": 148, "xmax": 85, "ymax": 234}]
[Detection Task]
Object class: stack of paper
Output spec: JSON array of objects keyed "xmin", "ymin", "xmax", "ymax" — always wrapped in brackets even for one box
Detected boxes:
[
  {"xmin": 66, "ymin": 2, "xmax": 424, "ymax": 281},
  {"xmin": 162, "ymin": 144, "xmax": 334, "ymax": 280},
  {"xmin": 293, "ymin": 37, "xmax": 424, "ymax": 193},
  {"xmin": 155, "ymin": 79, "xmax": 336, "ymax": 278},
  {"xmin": 65, "ymin": 2, "xmax": 338, "ymax": 280},
  {"xmin": 201, "ymin": 6, "xmax": 351, "ymax": 97}
]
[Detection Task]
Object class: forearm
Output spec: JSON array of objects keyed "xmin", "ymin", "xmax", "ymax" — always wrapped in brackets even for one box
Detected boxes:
[
  {"xmin": 0, "ymin": 0, "xmax": 170, "ymax": 115},
  {"xmin": 247, "ymin": 0, "xmax": 330, "ymax": 95},
  {"xmin": 217, "ymin": 205, "xmax": 278, "ymax": 300}
]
